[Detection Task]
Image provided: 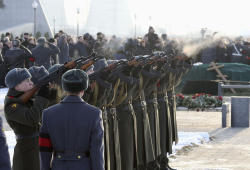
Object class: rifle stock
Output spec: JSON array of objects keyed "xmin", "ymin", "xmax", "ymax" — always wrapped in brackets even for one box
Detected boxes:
[
  {"xmin": 80, "ymin": 60, "xmax": 95, "ymax": 70},
  {"xmin": 19, "ymin": 53, "xmax": 97, "ymax": 103},
  {"xmin": 19, "ymin": 87, "xmax": 39, "ymax": 103}
]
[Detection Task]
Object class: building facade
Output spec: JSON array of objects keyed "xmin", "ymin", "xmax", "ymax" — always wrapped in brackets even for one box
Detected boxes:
[{"xmin": 0, "ymin": 0, "xmax": 53, "ymax": 37}]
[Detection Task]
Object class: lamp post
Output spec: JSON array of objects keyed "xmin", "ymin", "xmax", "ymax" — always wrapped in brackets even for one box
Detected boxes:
[
  {"xmin": 32, "ymin": 1, "xmax": 38, "ymax": 36},
  {"xmin": 149, "ymin": 16, "xmax": 152, "ymax": 27},
  {"xmin": 77, "ymin": 8, "xmax": 80, "ymax": 37},
  {"xmin": 53, "ymin": 16, "xmax": 56, "ymax": 35},
  {"xmin": 134, "ymin": 14, "xmax": 137, "ymax": 38}
]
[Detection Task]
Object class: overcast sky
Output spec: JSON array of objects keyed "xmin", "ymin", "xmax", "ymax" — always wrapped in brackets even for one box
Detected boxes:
[{"xmin": 64, "ymin": 0, "xmax": 250, "ymax": 36}]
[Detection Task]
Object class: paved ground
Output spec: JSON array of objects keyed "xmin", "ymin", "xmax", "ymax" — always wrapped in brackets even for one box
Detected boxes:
[{"xmin": 171, "ymin": 111, "xmax": 250, "ymax": 170}]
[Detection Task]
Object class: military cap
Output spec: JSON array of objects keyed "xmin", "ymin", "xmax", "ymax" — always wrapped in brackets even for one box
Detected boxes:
[
  {"xmin": 28, "ymin": 66, "xmax": 49, "ymax": 85},
  {"xmin": 62, "ymin": 69, "xmax": 89, "ymax": 92},
  {"xmin": 93, "ymin": 58, "xmax": 108, "ymax": 72},
  {"xmin": 5, "ymin": 68, "xmax": 31, "ymax": 88}
]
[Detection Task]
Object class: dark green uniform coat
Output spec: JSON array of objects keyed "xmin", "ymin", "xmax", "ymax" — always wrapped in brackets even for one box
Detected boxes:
[{"xmin": 4, "ymin": 89, "xmax": 49, "ymax": 170}]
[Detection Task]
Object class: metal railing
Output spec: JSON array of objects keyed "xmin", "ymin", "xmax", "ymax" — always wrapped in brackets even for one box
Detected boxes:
[{"xmin": 218, "ymin": 82, "xmax": 250, "ymax": 96}]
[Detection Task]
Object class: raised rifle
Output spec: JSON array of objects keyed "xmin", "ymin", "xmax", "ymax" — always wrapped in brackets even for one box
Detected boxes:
[{"xmin": 19, "ymin": 53, "xmax": 98, "ymax": 103}]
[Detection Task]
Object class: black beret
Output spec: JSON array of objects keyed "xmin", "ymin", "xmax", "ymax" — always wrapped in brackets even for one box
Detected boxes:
[
  {"xmin": 28, "ymin": 66, "xmax": 49, "ymax": 85},
  {"xmin": 62, "ymin": 69, "xmax": 89, "ymax": 92},
  {"xmin": 5, "ymin": 68, "xmax": 31, "ymax": 88}
]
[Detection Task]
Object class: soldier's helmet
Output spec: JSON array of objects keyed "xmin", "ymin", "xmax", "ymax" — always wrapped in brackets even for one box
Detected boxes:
[
  {"xmin": 5, "ymin": 68, "xmax": 31, "ymax": 88},
  {"xmin": 28, "ymin": 66, "xmax": 49, "ymax": 85},
  {"xmin": 62, "ymin": 69, "xmax": 89, "ymax": 92}
]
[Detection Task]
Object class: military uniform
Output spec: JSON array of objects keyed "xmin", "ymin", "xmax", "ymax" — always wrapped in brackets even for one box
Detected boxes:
[
  {"xmin": 0, "ymin": 116, "xmax": 11, "ymax": 170},
  {"xmin": 39, "ymin": 69, "xmax": 104, "ymax": 170},
  {"xmin": 4, "ymin": 68, "xmax": 50, "ymax": 170},
  {"xmin": 4, "ymin": 89, "xmax": 49, "ymax": 170}
]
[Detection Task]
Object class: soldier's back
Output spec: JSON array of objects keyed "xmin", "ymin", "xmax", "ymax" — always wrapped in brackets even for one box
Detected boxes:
[{"xmin": 42, "ymin": 95, "xmax": 102, "ymax": 170}]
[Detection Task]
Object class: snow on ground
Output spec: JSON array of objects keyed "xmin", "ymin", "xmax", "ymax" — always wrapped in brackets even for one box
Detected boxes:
[
  {"xmin": 0, "ymin": 88, "xmax": 8, "ymax": 104},
  {"xmin": 4, "ymin": 130, "xmax": 209, "ymax": 163},
  {"xmin": 5, "ymin": 131, "xmax": 16, "ymax": 162},
  {"xmin": 172, "ymin": 132, "xmax": 210, "ymax": 154}
]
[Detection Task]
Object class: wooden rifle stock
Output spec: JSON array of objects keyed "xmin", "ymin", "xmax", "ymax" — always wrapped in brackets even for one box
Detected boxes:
[
  {"xmin": 19, "ymin": 87, "xmax": 39, "ymax": 103},
  {"xmin": 81, "ymin": 60, "xmax": 95, "ymax": 70},
  {"xmin": 64, "ymin": 60, "xmax": 78, "ymax": 69}
]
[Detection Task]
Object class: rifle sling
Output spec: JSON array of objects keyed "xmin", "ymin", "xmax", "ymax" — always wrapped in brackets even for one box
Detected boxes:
[
  {"xmin": 127, "ymin": 102, "xmax": 139, "ymax": 166},
  {"xmin": 152, "ymin": 93, "xmax": 161, "ymax": 157},
  {"xmin": 109, "ymin": 107, "xmax": 122, "ymax": 170},
  {"xmin": 102, "ymin": 108, "xmax": 111, "ymax": 170},
  {"xmin": 114, "ymin": 82, "xmax": 127, "ymax": 107},
  {"xmin": 106, "ymin": 78, "xmax": 120, "ymax": 107}
]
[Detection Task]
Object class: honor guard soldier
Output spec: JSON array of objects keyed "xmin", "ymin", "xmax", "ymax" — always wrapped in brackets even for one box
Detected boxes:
[
  {"xmin": 0, "ymin": 116, "xmax": 11, "ymax": 170},
  {"xmin": 39, "ymin": 69, "xmax": 104, "ymax": 170},
  {"xmin": 4, "ymin": 68, "xmax": 50, "ymax": 170}
]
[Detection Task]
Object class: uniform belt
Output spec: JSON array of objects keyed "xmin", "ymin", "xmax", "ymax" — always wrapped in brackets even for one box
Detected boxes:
[
  {"xmin": 157, "ymin": 96, "xmax": 168, "ymax": 102},
  {"xmin": 53, "ymin": 151, "xmax": 90, "ymax": 160},
  {"xmin": 15, "ymin": 133, "xmax": 39, "ymax": 140},
  {"xmin": 157, "ymin": 93, "xmax": 166, "ymax": 97},
  {"xmin": 146, "ymin": 98, "xmax": 158, "ymax": 104},
  {"xmin": 132, "ymin": 100, "xmax": 147, "ymax": 107}
]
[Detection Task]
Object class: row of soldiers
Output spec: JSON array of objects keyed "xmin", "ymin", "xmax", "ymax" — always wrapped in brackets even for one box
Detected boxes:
[
  {"xmin": 2, "ymin": 50, "xmax": 192, "ymax": 170},
  {"xmin": 81, "ymin": 53, "xmax": 192, "ymax": 170}
]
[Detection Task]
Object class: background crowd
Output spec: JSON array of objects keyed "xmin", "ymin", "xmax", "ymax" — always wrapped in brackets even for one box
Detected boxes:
[{"xmin": 1, "ymin": 27, "xmax": 250, "ymax": 88}]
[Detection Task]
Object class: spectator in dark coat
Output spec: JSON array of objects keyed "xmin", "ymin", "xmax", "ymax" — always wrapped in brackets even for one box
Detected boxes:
[
  {"xmin": 0, "ymin": 42, "xmax": 6, "ymax": 87},
  {"xmin": 145, "ymin": 26, "xmax": 160, "ymax": 53},
  {"xmin": 83, "ymin": 33, "xmax": 95, "ymax": 55},
  {"xmin": 27, "ymin": 37, "xmax": 36, "ymax": 51},
  {"xmin": 75, "ymin": 36, "xmax": 89, "ymax": 57},
  {"xmin": 21, "ymin": 33, "xmax": 30, "ymax": 47},
  {"xmin": 135, "ymin": 39, "xmax": 151, "ymax": 55},
  {"xmin": 68, "ymin": 37, "xmax": 76, "ymax": 59},
  {"xmin": 94, "ymin": 32, "xmax": 107, "ymax": 57},
  {"xmin": 48, "ymin": 38, "xmax": 59, "ymax": 65},
  {"xmin": 4, "ymin": 40, "xmax": 34, "ymax": 71},
  {"xmin": 32, "ymin": 37, "xmax": 60, "ymax": 69},
  {"xmin": 1, "ymin": 37, "xmax": 11, "ymax": 57},
  {"xmin": 58, "ymin": 34, "xmax": 69, "ymax": 64},
  {"xmin": 0, "ymin": 47, "xmax": 3, "ymax": 64}
]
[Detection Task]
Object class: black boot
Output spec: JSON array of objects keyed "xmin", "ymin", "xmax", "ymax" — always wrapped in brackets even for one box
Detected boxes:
[
  {"xmin": 166, "ymin": 164, "xmax": 177, "ymax": 170},
  {"xmin": 147, "ymin": 160, "xmax": 161, "ymax": 170},
  {"xmin": 159, "ymin": 156, "xmax": 177, "ymax": 170}
]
